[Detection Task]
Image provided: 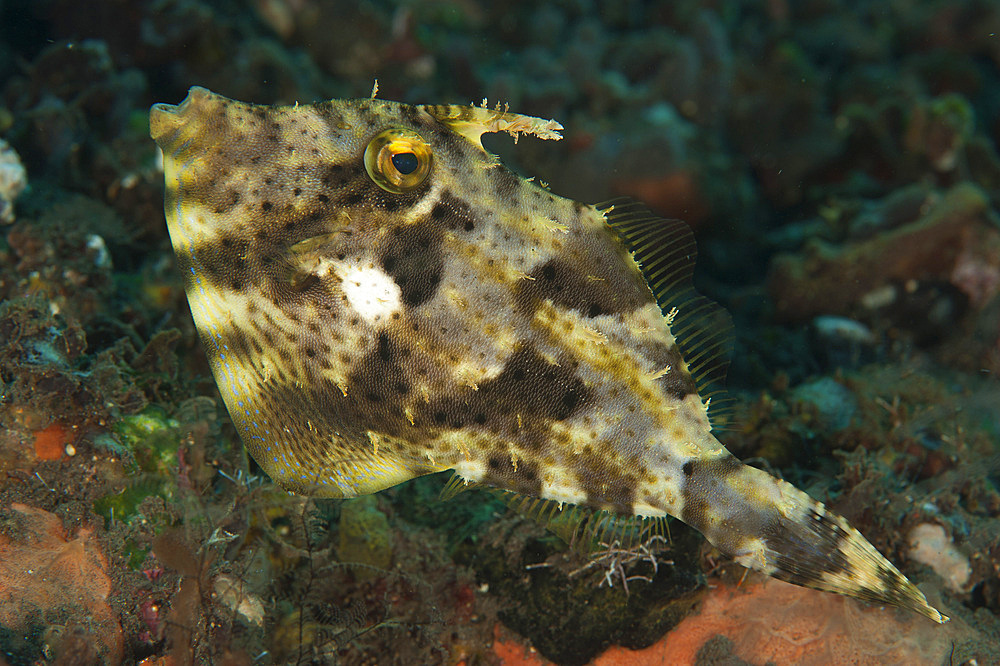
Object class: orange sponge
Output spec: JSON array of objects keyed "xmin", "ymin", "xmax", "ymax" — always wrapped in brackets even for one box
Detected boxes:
[
  {"xmin": 33, "ymin": 422, "xmax": 70, "ymax": 460},
  {"xmin": 595, "ymin": 577, "xmax": 959, "ymax": 666}
]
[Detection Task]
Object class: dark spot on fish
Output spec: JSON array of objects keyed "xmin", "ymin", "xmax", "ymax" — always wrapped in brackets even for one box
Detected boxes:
[
  {"xmin": 428, "ymin": 192, "xmax": 481, "ymax": 233},
  {"xmin": 656, "ymin": 344, "xmax": 698, "ymax": 400},
  {"xmin": 681, "ymin": 454, "xmax": 776, "ymax": 561},
  {"xmin": 426, "ymin": 345, "xmax": 588, "ymax": 441},
  {"xmin": 488, "ymin": 165, "xmax": 523, "ymax": 198},
  {"xmin": 213, "ymin": 188, "xmax": 241, "ymax": 214},
  {"xmin": 377, "ymin": 331, "xmax": 393, "ymax": 362},
  {"xmin": 210, "ymin": 326, "xmax": 258, "ymax": 364},
  {"xmin": 349, "ymin": 331, "xmax": 411, "ymax": 407},
  {"xmin": 400, "ymin": 104, "xmax": 420, "ymax": 124},
  {"xmin": 765, "ymin": 508, "xmax": 854, "ymax": 589},
  {"xmin": 378, "ymin": 224, "xmax": 444, "ymax": 307},
  {"xmin": 380, "ymin": 195, "xmax": 401, "ymax": 213},
  {"xmin": 483, "ymin": 456, "xmax": 542, "ymax": 498},
  {"xmin": 340, "ymin": 191, "xmax": 364, "ymax": 207},
  {"xmin": 321, "ymin": 164, "xmax": 346, "ymax": 188},
  {"xmin": 562, "ymin": 388, "xmax": 582, "ymax": 412},
  {"xmin": 575, "ymin": 452, "xmax": 637, "ymax": 514},
  {"xmin": 516, "ymin": 257, "xmax": 645, "ymax": 318}
]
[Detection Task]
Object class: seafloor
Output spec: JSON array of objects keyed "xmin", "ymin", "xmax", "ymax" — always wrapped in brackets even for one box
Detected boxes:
[{"xmin": 0, "ymin": 1, "xmax": 998, "ymax": 665}]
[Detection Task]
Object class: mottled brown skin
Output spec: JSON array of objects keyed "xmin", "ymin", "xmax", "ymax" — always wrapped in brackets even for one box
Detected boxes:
[{"xmin": 151, "ymin": 87, "xmax": 947, "ymax": 623}]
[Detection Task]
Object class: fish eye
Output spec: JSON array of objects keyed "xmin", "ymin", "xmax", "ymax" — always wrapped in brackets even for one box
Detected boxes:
[
  {"xmin": 364, "ymin": 128, "xmax": 432, "ymax": 193},
  {"xmin": 391, "ymin": 151, "xmax": 418, "ymax": 174}
]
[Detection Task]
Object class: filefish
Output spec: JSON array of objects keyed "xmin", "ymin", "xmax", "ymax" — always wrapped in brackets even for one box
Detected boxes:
[{"xmin": 150, "ymin": 86, "xmax": 946, "ymax": 622}]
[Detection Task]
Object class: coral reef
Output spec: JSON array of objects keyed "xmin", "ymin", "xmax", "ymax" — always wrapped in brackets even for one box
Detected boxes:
[{"xmin": 0, "ymin": 0, "xmax": 997, "ymax": 663}]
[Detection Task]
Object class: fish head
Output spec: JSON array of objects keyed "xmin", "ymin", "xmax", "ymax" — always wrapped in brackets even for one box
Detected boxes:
[{"xmin": 149, "ymin": 87, "xmax": 567, "ymax": 311}]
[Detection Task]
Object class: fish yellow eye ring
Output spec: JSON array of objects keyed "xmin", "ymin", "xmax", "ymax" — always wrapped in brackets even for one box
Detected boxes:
[{"xmin": 364, "ymin": 128, "xmax": 433, "ymax": 193}]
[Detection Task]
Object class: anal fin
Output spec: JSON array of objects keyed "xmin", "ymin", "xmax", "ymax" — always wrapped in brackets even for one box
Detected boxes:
[{"xmin": 500, "ymin": 491, "xmax": 671, "ymax": 552}]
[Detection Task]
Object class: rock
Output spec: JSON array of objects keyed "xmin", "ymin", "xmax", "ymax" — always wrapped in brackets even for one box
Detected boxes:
[{"xmin": 0, "ymin": 137, "xmax": 27, "ymax": 223}]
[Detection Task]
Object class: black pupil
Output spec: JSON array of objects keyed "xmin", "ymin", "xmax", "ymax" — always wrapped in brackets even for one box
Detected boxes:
[{"xmin": 391, "ymin": 152, "xmax": 419, "ymax": 175}]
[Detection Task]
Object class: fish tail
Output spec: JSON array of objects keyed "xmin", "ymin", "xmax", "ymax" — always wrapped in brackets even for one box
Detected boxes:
[{"xmin": 680, "ymin": 453, "xmax": 947, "ymax": 623}]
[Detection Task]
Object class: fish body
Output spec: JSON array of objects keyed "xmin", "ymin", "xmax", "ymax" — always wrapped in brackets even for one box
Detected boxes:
[{"xmin": 150, "ymin": 87, "xmax": 945, "ymax": 622}]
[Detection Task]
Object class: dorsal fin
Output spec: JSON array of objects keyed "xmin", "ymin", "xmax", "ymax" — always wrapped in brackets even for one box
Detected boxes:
[{"xmin": 598, "ymin": 199, "xmax": 735, "ymax": 429}]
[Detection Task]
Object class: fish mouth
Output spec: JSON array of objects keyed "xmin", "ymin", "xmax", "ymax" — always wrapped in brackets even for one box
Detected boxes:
[{"xmin": 149, "ymin": 86, "xmax": 225, "ymax": 155}]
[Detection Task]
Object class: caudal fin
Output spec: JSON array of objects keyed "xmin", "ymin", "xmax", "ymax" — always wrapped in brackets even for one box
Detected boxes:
[{"xmin": 680, "ymin": 454, "xmax": 947, "ymax": 623}]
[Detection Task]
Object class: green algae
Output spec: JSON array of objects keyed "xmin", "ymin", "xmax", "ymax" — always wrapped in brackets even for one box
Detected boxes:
[{"xmin": 92, "ymin": 406, "xmax": 183, "ymax": 526}]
